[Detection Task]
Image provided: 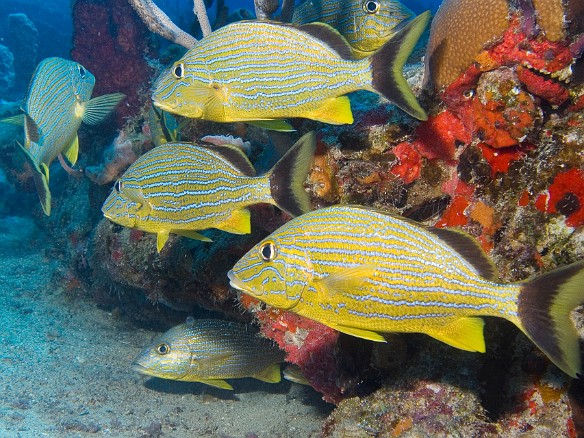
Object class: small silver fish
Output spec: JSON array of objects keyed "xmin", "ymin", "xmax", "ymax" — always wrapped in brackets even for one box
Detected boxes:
[{"xmin": 132, "ymin": 319, "xmax": 285, "ymax": 390}]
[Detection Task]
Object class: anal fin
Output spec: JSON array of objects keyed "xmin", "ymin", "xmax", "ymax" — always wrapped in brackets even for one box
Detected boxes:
[
  {"xmin": 308, "ymin": 96, "xmax": 353, "ymax": 125},
  {"xmin": 215, "ymin": 208, "xmax": 251, "ymax": 234},
  {"xmin": 196, "ymin": 378, "xmax": 233, "ymax": 390},
  {"xmin": 247, "ymin": 120, "xmax": 295, "ymax": 132},
  {"xmin": 172, "ymin": 229, "xmax": 213, "ymax": 242},
  {"xmin": 252, "ymin": 363, "xmax": 281, "ymax": 384},
  {"xmin": 157, "ymin": 230, "xmax": 170, "ymax": 252},
  {"xmin": 426, "ymin": 317, "xmax": 486, "ymax": 352},
  {"xmin": 329, "ymin": 323, "xmax": 387, "ymax": 342}
]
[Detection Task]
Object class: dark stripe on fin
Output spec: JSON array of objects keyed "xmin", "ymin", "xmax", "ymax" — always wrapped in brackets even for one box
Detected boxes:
[
  {"xmin": 518, "ymin": 260, "xmax": 584, "ymax": 377},
  {"xmin": 268, "ymin": 131, "xmax": 316, "ymax": 217},
  {"xmin": 428, "ymin": 226, "xmax": 498, "ymax": 281},
  {"xmin": 197, "ymin": 142, "xmax": 256, "ymax": 177},
  {"xmin": 24, "ymin": 114, "xmax": 41, "ymax": 143},
  {"xmin": 370, "ymin": 11, "xmax": 430, "ymax": 121},
  {"xmin": 297, "ymin": 22, "xmax": 354, "ymax": 60}
]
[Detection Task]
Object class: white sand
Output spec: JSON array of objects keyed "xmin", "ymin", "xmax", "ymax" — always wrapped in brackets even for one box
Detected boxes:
[{"xmin": 0, "ymin": 216, "xmax": 329, "ymax": 437}]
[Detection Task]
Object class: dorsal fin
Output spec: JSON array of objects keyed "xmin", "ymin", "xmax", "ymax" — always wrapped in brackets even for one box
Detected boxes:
[
  {"xmin": 198, "ymin": 142, "xmax": 256, "ymax": 177},
  {"xmin": 297, "ymin": 22, "xmax": 354, "ymax": 60},
  {"xmin": 428, "ymin": 226, "xmax": 498, "ymax": 280}
]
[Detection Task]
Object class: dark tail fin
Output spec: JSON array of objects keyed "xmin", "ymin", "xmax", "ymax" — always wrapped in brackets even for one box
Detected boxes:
[
  {"xmin": 369, "ymin": 11, "xmax": 430, "ymax": 121},
  {"xmin": 517, "ymin": 261, "xmax": 584, "ymax": 377},
  {"xmin": 268, "ymin": 131, "xmax": 316, "ymax": 217}
]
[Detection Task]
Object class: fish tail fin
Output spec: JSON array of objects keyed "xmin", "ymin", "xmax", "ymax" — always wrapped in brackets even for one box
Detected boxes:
[
  {"xmin": 267, "ymin": 131, "xmax": 316, "ymax": 217},
  {"xmin": 517, "ymin": 261, "xmax": 584, "ymax": 377},
  {"xmin": 369, "ymin": 11, "xmax": 430, "ymax": 121},
  {"xmin": 17, "ymin": 140, "xmax": 51, "ymax": 215}
]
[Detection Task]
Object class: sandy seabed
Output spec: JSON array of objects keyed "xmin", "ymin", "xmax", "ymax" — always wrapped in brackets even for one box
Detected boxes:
[{"xmin": 0, "ymin": 215, "xmax": 330, "ymax": 437}]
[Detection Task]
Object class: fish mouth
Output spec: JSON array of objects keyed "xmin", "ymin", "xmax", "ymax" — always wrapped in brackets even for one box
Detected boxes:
[
  {"xmin": 131, "ymin": 362, "xmax": 152, "ymax": 376},
  {"xmin": 227, "ymin": 270, "xmax": 251, "ymax": 293}
]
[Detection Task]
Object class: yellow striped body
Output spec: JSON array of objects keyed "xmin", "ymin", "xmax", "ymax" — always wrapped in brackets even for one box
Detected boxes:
[
  {"xmin": 152, "ymin": 20, "xmax": 373, "ymax": 125},
  {"xmin": 102, "ymin": 142, "xmax": 270, "ymax": 237},
  {"xmin": 229, "ymin": 205, "xmax": 522, "ymax": 351},
  {"xmin": 24, "ymin": 57, "xmax": 94, "ymax": 168},
  {"xmin": 292, "ymin": 0, "xmax": 414, "ymax": 57}
]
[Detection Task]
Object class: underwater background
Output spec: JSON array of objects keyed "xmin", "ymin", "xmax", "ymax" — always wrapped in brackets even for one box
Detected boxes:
[{"xmin": 1, "ymin": 0, "xmax": 584, "ymax": 436}]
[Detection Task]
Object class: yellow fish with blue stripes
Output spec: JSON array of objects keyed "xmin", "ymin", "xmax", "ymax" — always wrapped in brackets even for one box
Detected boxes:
[
  {"xmin": 102, "ymin": 132, "xmax": 316, "ymax": 252},
  {"xmin": 8, "ymin": 57, "xmax": 124, "ymax": 215},
  {"xmin": 228, "ymin": 205, "xmax": 584, "ymax": 378},
  {"xmin": 152, "ymin": 14, "xmax": 429, "ymax": 127},
  {"xmin": 132, "ymin": 318, "xmax": 284, "ymax": 390},
  {"xmin": 292, "ymin": 0, "xmax": 414, "ymax": 58}
]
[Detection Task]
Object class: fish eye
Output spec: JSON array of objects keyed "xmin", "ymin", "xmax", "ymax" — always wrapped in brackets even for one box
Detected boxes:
[
  {"xmin": 115, "ymin": 180, "xmax": 123, "ymax": 193},
  {"xmin": 172, "ymin": 63, "xmax": 185, "ymax": 79},
  {"xmin": 259, "ymin": 241, "xmax": 277, "ymax": 262},
  {"xmin": 77, "ymin": 65, "xmax": 86, "ymax": 78},
  {"xmin": 463, "ymin": 88, "xmax": 475, "ymax": 99},
  {"xmin": 156, "ymin": 343, "xmax": 170, "ymax": 355},
  {"xmin": 362, "ymin": 0, "xmax": 380, "ymax": 14}
]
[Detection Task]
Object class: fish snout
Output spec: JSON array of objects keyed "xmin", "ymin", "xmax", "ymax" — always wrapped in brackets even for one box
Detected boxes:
[{"xmin": 227, "ymin": 270, "xmax": 254, "ymax": 294}]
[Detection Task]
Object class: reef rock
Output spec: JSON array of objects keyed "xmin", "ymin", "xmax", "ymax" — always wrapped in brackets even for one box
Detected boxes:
[
  {"xmin": 6, "ymin": 13, "xmax": 38, "ymax": 92},
  {"xmin": 0, "ymin": 44, "xmax": 15, "ymax": 97}
]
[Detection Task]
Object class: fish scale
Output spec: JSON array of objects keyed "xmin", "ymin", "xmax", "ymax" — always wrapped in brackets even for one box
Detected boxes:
[{"xmin": 229, "ymin": 204, "xmax": 584, "ymax": 377}]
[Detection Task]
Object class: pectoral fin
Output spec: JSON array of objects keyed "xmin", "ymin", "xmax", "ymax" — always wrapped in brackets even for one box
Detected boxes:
[
  {"xmin": 308, "ymin": 96, "xmax": 353, "ymax": 125},
  {"xmin": 82, "ymin": 93, "xmax": 125, "ymax": 125},
  {"xmin": 314, "ymin": 264, "xmax": 377, "ymax": 299},
  {"xmin": 62, "ymin": 135, "xmax": 79, "ymax": 166},
  {"xmin": 252, "ymin": 363, "xmax": 281, "ymax": 384},
  {"xmin": 0, "ymin": 114, "xmax": 25, "ymax": 125},
  {"xmin": 426, "ymin": 317, "xmax": 486, "ymax": 352},
  {"xmin": 247, "ymin": 120, "xmax": 295, "ymax": 132},
  {"xmin": 329, "ymin": 323, "xmax": 387, "ymax": 342},
  {"xmin": 215, "ymin": 208, "xmax": 251, "ymax": 234},
  {"xmin": 196, "ymin": 378, "xmax": 234, "ymax": 390},
  {"xmin": 172, "ymin": 229, "xmax": 213, "ymax": 242}
]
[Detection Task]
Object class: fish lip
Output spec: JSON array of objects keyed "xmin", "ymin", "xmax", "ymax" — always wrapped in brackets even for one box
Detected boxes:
[
  {"xmin": 227, "ymin": 270, "xmax": 251, "ymax": 293},
  {"xmin": 130, "ymin": 362, "xmax": 151, "ymax": 375}
]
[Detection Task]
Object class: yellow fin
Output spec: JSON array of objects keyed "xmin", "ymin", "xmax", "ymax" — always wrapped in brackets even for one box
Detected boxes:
[
  {"xmin": 252, "ymin": 363, "xmax": 281, "ymax": 384},
  {"xmin": 62, "ymin": 135, "xmax": 79, "ymax": 166},
  {"xmin": 247, "ymin": 120, "xmax": 295, "ymax": 132},
  {"xmin": 308, "ymin": 96, "xmax": 353, "ymax": 125},
  {"xmin": 427, "ymin": 317, "xmax": 486, "ymax": 352},
  {"xmin": 314, "ymin": 264, "xmax": 377, "ymax": 298},
  {"xmin": 185, "ymin": 86, "xmax": 225, "ymax": 121},
  {"xmin": 172, "ymin": 229, "xmax": 213, "ymax": 242},
  {"xmin": 329, "ymin": 323, "xmax": 387, "ymax": 342},
  {"xmin": 196, "ymin": 378, "xmax": 233, "ymax": 390},
  {"xmin": 82, "ymin": 93, "xmax": 125, "ymax": 125},
  {"xmin": 0, "ymin": 114, "xmax": 24, "ymax": 125},
  {"xmin": 157, "ymin": 230, "xmax": 170, "ymax": 252},
  {"xmin": 216, "ymin": 208, "xmax": 251, "ymax": 234}
]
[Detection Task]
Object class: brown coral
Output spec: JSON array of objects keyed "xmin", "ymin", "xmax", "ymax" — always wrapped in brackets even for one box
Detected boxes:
[{"xmin": 424, "ymin": 0, "xmax": 509, "ymax": 90}]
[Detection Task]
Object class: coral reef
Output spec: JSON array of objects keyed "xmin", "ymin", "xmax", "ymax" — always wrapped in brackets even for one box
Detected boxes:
[
  {"xmin": 6, "ymin": 13, "xmax": 38, "ymax": 92},
  {"xmin": 71, "ymin": 0, "xmax": 155, "ymax": 126},
  {"xmin": 0, "ymin": 45, "xmax": 15, "ymax": 97}
]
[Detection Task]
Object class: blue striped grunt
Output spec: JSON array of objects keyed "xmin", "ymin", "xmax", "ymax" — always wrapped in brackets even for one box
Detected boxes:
[
  {"xmin": 228, "ymin": 205, "xmax": 584, "ymax": 377},
  {"xmin": 101, "ymin": 132, "xmax": 316, "ymax": 252},
  {"xmin": 151, "ymin": 14, "xmax": 429, "ymax": 127},
  {"xmin": 132, "ymin": 318, "xmax": 284, "ymax": 390},
  {"xmin": 292, "ymin": 0, "xmax": 414, "ymax": 58},
  {"xmin": 5, "ymin": 57, "xmax": 124, "ymax": 215}
]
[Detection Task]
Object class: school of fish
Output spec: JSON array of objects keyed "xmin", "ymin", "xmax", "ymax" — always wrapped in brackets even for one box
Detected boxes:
[{"xmin": 7, "ymin": 2, "xmax": 584, "ymax": 390}]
